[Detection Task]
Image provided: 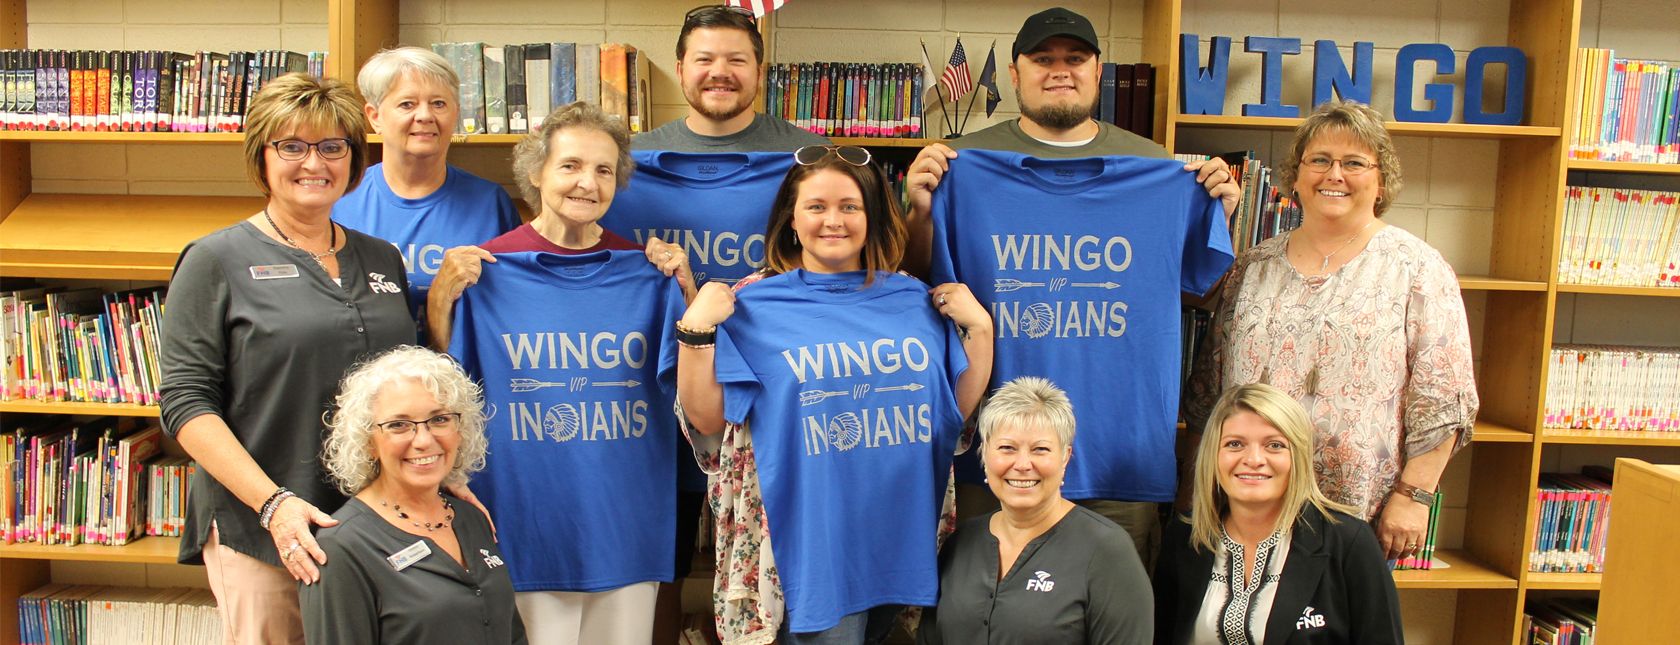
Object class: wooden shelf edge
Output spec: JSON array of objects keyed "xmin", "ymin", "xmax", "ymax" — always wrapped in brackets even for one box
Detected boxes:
[
  {"xmin": 1392, "ymin": 549, "xmax": 1517, "ymax": 589},
  {"xmin": 1524, "ymin": 571, "xmax": 1602, "ymax": 591},
  {"xmin": 0, "ymin": 131, "xmax": 243, "ymax": 143},
  {"xmin": 1566, "ymin": 159, "xmax": 1680, "ymax": 175},
  {"xmin": 0, "ymin": 400, "xmax": 160, "ymax": 417},
  {"xmin": 0, "ymin": 536, "xmax": 181, "ymax": 564},
  {"xmin": 1174, "ymin": 115, "xmax": 1560, "ymax": 139},
  {"xmin": 1539, "ymin": 428, "xmax": 1680, "ymax": 446},
  {"xmin": 1473, "ymin": 420, "xmax": 1534, "ymax": 443},
  {"xmin": 1556, "ymin": 283, "xmax": 1680, "ymax": 298},
  {"xmin": 1457, "ymin": 275, "xmax": 1548, "ymax": 292}
]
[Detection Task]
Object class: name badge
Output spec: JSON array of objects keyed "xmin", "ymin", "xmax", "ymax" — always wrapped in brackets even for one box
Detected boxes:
[
  {"xmin": 250, "ymin": 264, "xmax": 301, "ymax": 280},
  {"xmin": 387, "ymin": 540, "xmax": 432, "ymax": 571}
]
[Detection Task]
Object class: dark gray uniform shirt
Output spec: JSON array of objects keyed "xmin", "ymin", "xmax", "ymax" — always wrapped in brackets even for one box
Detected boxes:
[
  {"xmin": 300, "ymin": 496, "xmax": 526, "ymax": 644},
  {"xmin": 159, "ymin": 221, "xmax": 414, "ymax": 567},
  {"xmin": 631, "ymin": 112, "xmax": 829, "ymax": 152},
  {"xmin": 919, "ymin": 505, "xmax": 1153, "ymax": 645},
  {"xmin": 949, "ymin": 119, "xmax": 1169, "ymax": 159}
]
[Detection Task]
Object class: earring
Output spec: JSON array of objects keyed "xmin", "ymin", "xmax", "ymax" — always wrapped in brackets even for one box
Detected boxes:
[{"xmin": 793, "ymin": 236, "xmax": 801, "ymax": 248}]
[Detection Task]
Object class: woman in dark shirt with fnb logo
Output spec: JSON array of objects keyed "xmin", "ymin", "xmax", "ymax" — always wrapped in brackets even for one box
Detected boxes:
[
  {"xmin": 918, "ymin": 377, "xmax": 1153, "ymax": 644},
  {"xmin": 299, "ymin": 346, "xmax": 524, "ymax": 644}
]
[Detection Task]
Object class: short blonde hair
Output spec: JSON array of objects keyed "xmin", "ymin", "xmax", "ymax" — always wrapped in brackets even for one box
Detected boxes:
[
  {"xmin": 357, "ymin": 46, "xmax": 459, "ymax": 108},
  {"xmin": 978, "ymin": 377, "xmax": 1076, "ymax": 452},
  {"xmin": 322, "ymin": 346, "xmax": 489, "ymax": 495},
  {"xmin": 511, "ymin": 101, "xmax": 635, "ymax": 211},
  {"xmin": 242, "ymin": 74, "xmax": 370, "ymax": 197},
  {"xmin": 1188, "ymin": 383, "xmax": 1356, "ymax": 554},
  {"xmin": 1280, "ymin": 99, "xmax": 1403, "ymax": 216}
]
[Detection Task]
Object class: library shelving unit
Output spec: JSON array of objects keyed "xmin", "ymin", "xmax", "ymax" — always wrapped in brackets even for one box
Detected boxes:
[{"xmin": 1147, "ymin": 0, "xmax": 1678, "ymax": 642}]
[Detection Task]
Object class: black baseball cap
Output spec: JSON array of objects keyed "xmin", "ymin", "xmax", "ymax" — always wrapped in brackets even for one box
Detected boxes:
[{"xmin": 1012, "ymin": 7, "xmax": 1101, "ymax": 60}]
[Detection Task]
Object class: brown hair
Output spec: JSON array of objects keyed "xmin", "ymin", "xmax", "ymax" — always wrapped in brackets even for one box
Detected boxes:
[
  {"xmin": 1280, "ymin": 99, "xmax": 1403, "ymax": 216},
  {"xmin": 762, "ymin": 156, "xmax": 906, "ymax": 285},
  {"xmin": 242, "ymin": 74, "xmax": 370, "ymax": 197},
  {"xmin": 677, "ymin": 5, "xmax": 764, "ymax": 64}
]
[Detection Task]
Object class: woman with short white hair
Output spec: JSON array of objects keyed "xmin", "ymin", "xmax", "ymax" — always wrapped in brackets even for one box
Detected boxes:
[{"xmin": 299, "ymin": 345, "xmax": 525, "ymax": 644}]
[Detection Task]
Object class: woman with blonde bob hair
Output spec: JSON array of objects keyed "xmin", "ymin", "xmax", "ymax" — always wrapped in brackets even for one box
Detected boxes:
[
  {"xmin": 1155, "ymin": 383, "xmax": 1400, "ymax": 645},
  {"xmin": 300, "ymin": 346, "xmax": 525, "ymax": 644}
]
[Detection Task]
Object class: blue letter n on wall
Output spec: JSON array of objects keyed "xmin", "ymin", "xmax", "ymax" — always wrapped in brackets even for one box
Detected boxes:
[
  {"xmin": 1180, "ymin": 34, "xmax": 1230, "ymax": 116},
  {"xmin": 1312, "ymin": 40, "xmax": 1374, "ymax": 107}
]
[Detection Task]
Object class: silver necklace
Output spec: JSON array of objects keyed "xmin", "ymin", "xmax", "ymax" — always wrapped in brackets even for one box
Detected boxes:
[
  {"xmin": 1309, "ymin": 218, "xmax": 1376, "ymax": 274},
  {"xmin": 263, "ymin": 209, "xmax": 338, "ymax": 268}
]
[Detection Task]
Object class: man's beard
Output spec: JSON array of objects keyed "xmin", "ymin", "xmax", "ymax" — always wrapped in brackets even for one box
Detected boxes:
[
  {"xmin": 1019, "ymin": 93, "xmax": 1096, "ymax": 131},
  {"xmin": 687, "ymin": 83, "xmax": 755, "ymax": 122}
]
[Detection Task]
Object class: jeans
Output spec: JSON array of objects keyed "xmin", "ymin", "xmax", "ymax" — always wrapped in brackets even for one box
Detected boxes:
[{"xmin": 778, "ymin": 605, "xmax": 902, "ymax": 645}]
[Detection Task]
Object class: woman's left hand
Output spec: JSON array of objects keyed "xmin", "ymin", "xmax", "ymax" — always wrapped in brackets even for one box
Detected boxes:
[
  {"xmin": 930, "ymin": 283, "xmax": 991, "ymax": 335},
  {"xmin": 1375, "ymin": 497, "xmax": 1431, "ymax": 561},
  {"xmin": 444, "ymin": 481, "xmax": 496, "ymax": 541},
  {"xmin": 645, "ymin": 238, "xmax": 697, "ymax": 303}
]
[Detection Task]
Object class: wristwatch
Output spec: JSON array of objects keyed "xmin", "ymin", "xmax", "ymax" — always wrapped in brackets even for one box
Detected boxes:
[{"xmin": 1393, "ymin": 481, "xmax": 1437, "ymax": 507}]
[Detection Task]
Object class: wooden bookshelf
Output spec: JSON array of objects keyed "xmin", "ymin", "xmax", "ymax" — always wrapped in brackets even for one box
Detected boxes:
[
  {"xmin": 0, "ymin": 400, "xmax": 160, "ymax": 417},
  {"xmin": 1598, "ymin": 460, "xmax": 1680, "ymax": 642},
  {"xmin": 1457, "ymin": 275, "xmax": 1549, "ymax": 292},
  {"xmin": 1391, "ymin": 549, "xmax": 1517, "ymax": 589},
  {"xmin": 1473, "ymin": 420, "xmax": 1535, "ymax": 443},
  {"xmin": 1539, "ymin": 428, "xmax": 1680, "ymax": 447},
  {"xmin": 0, "ymin": 537, "xmax": 181, "ymax": 565},
  {"xmin": 1524, "ymin": 571, "xmax": 1602, "ymax": 590},
  {"xmin": 0, "ymin": 132, "xmax": 242, "ymax": 143},
  {"xmin": 1566, "ymin": 159, "xmax": 1680, "ymax": 175},
  {"xmin": 1555, "ymin": 283, "xmax": 1680, "ymax": 298},
  {"xmin": 0, "ymin": 194, "xmax": 259, "ymax": 280},
  {"xmin": 1173, "ymin": 114, "xmax": 1562, "ymax": 139}
]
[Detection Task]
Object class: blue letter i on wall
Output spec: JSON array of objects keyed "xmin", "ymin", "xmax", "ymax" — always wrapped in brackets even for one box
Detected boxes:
[
  {"xmin": 1180, "ymin": 34, "xmax": 1230, "ymax": 116},
  {"xmin": 1243, "ymin": 36, "xmax": 1301, "ymax": 118}
]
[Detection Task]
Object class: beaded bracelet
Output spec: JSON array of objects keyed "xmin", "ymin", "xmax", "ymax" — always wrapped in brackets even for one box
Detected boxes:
[{"xmin": 258, "ymin": 488, "xmax": 296, "ymax": 530}]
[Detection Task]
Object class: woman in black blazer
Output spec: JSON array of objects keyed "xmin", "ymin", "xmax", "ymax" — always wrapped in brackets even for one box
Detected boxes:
[{"xmin": 1155, "ymin": 384, "xmax": 1401, "ymax": 644}]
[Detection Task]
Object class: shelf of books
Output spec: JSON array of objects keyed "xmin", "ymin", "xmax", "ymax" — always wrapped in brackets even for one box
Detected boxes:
[
  {"xmin": 1172, "ymin": 114, "xmax": 1563, "ymax": 139},
  {"xmin": 1555, "ymin": 283, "xmax": 1680, "ymax": 298},
  {"xmin": 0, "ymin": 194, "xmax": 260, "ymax": 280},
  {"xmin": 0, "ymin": 401, "xmax": 159, "ymax": 417},
  {"xmin": 0, "ymin": 536, "xmax": 180, "ymax": 565},
  {"xmin": 1525, "ymin": 571, "xmax": 1603, "ymax": 591},
  {"xmin": 1390, "ymin": 549, "xmax": 1516, "ymax": 590},
  {"xmin": 1566, "ymin": 160, "xmax": 1680, "ymax": 175},
  {"xmin": 1539, "ymin": 428, "xmax": 1680, "ymax": 447},
  {"xmin": 0, "ymin": 132, "xmax": 242, "ymax": 144}
]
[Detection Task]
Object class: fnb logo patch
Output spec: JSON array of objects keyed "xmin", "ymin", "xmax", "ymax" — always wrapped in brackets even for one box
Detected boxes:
[
  {"xmin": 1025, "ymin": 570, "xmax": 1055, "ymax": 592},
  {"xmin": 1296, "ymin": 606, "xmax": 1326, "ymax": 630}
]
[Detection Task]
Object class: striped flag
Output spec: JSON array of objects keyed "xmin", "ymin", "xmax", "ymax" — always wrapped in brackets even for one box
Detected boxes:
[
  {"xmin": 726, "ymin": 0, "xmax": 787, "ymax": 18},
  {"xmin": 940, "ymin": 38, "xmax": 974, "ymax": 100}
]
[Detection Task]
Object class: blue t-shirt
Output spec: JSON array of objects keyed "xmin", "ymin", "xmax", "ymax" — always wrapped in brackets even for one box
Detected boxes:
[
  {"xmin": 715, "ymin": 270, "xmax": 968, "ymax": 633},
  {"xmin": 931, "ymin": 151, "xmax": 1234, "ymax": 502},
  {"xmin": 334, "ymin": 163, "xmax": 522, "ymax": 313},
  {"xmin": 602, "ymin": 150, "xmax": 793, "ymax": 285},
  {"xmin": 449, "ymin": 250, "xmax": 683, "ymax": 592}
]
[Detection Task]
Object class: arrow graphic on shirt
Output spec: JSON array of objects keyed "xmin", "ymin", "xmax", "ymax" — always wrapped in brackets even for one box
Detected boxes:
[
  {"xmin": 510, "ymin": 377, "xmax": 590, "ymax": 392},
  {"xmin": 875, "ymin": 383, "xmax": 925, "ymax": 393},
  {"xmin": 591, "ymin": 380, "xmax": 641, "ymax": 388},
  {"xmin": 798, "ymin": 384, "xmax": 873, "ymax": 406},
  {"xmin": 1070, "ymin": 281, "xmax": 1120, "ymax": 289},
  {"xmin": 994, "ymin": 277, "xmax": 1071, "ymax": 292}
]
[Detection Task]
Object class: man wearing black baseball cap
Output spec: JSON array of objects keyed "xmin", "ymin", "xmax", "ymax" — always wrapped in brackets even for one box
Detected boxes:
[{"xmin": 902, "ymin": 6, "xmax": 1240, "ymax": 568}]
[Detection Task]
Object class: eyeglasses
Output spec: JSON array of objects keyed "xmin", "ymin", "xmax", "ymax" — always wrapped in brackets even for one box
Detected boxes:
[
  {"xmin": 1301, "ymin": 155, "xmax": 1377, "ymax": 175},
  {"xmin": 683, "ymin": 4, "xmax": 757, "ymax": 26},
  {"xmin": 374, "ymin": 413, "xmax": 462, "ymax": 438},
  {"xmin": 794, "ymin": 145, "xmax": 872, "ymax": 167},
  {"xmin": 269, "ymin": 138, "xmax": 353, "ymax": 161}
]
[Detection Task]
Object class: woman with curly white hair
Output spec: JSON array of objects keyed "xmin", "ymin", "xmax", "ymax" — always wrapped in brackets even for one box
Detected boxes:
[{"xmin": 299, "ymin": 345, "xmax": 526, "ymax": 644}]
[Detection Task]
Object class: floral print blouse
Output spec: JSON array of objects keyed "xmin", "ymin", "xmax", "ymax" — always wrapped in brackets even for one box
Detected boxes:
[{"xmin": 1186, "ymin": 225, "xmax": 1478, "ymax": 520}]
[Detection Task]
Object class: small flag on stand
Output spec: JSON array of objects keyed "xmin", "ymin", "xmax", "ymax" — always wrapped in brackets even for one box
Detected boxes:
[
  {"xmin": 940, "ymin": 37, "xmax": 974, "ymax": 100},
  {"xmin": 726, "ymin": 0, "xmax": 787, "ymax": 18},
  {"xmin": 976, "ymin": 45, "xmax": 1001, "ymax": 117}
]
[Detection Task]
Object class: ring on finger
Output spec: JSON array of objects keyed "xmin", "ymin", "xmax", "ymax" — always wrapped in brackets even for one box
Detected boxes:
[{"xmin": 937, "ymin": 294, "xmax": 947, "ymax": 306}]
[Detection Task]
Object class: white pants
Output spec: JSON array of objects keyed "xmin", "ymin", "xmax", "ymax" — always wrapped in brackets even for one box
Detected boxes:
[{"xmin": 515, "ymin": 581, "xmax": 659, "ymax": 645}]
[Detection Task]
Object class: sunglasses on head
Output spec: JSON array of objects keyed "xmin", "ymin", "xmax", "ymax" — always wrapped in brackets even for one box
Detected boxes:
[
  {"xmin": 684, "ymin": 4, "xmax": 758, "ymax": 26},
  {"xmin": 794, "ymin": 145, "xmax": 872, "ymax": 167}
]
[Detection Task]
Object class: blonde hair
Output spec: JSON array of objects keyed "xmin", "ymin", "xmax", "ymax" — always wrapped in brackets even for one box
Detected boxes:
[
  {"xmin": 242, "ymin": 74, "xmax": 370, "ymax": 197},
  {"xmin": 1188, "ymin": 383, "xmax": 1356, "ymax": 554},
  {"xmin": 1280, "ymin": 99, "xmax": 1403, "ymax": 216},
  {"xmin": 322, "ymin": 346, "xmax": 489, "ymax": 495},
  {"xmin": 511, "ymin": 101, "xmax": 636, "ymax": 211}
]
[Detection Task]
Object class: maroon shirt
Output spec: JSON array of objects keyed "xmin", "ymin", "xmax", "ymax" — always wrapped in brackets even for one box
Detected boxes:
[{"xmin": 480, "ymin": 223, "xmax": 642, "ymax": 254}]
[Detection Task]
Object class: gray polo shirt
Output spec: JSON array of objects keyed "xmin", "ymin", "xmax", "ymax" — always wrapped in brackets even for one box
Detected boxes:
[
  {"xmin": 950, "ymin": 119, "xmax": 1169, "ymax": 159},
  {"xmin": 918, "ymin": 505, "xmax": 1153, "ymax": 644},
  {"xmin": 632, "ymin": 112, "xmax": 829, "ymax": 152},
  {"xmin": 300, "ymin": 496, "xmax": 525, "ymax": 644}
]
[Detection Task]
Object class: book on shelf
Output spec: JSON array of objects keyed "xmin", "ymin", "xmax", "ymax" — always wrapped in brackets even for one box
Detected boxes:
[
  {"xmin": 1544, "ymin": 345, "xmax": 1680, "ymax": 432},
  {"xmin": 549, "ymin": 42, "xmax": 577, "ymax": 109},
  {"xmin": 575, "ymin": 44, "xmax": 601, "ymax": 111},
  {"xmin": 1529, "ymin": 468, "xmax": 1614, "ymax": 574},
  {"xmin": 0, "ymin": 48, "xmax": 323, "ymax": 133},
  {"xmin": 599, "ymin": 43, "xmax": 631, "ymax": 127},
  {"xmin": 1557, "ymin": 185, "xmax": 1680, "ymax": 288},
  {"xmin": 482, "ymin": 45, "xmax": 508, "ymax": 135},
  {"xmin": 767, "ymin": 62, "xmax": 925, "ymax": 139},
  {"xmin": 1524, "ymin": 598, "xmax": 1598, "ymax": 645},
  {"xmin": 2, "ymin": 416, "xmax": 182, "ymax": 547},
  {"xmin": 18, "ymin": 584, "xmax": 220, "ymax": 645},
  {"xmin": 1570, "ymin": 48, "xmax": 1679, "ymax": 164},
  {"xmin": 504, "ymin": 45, "xmax": 528, "ymax": 134},
  {"xmin": 2, "ymin": 285, "xmax": 167, "ymax": 406}
]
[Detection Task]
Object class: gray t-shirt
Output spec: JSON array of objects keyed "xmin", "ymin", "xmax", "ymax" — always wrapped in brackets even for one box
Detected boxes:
[
  {"xmin": 631, "ymin": 112, "xmax": 829, "ymax": 152},
  {"xmin": 918, "ymin": 505, "xmax": 1153, "ymax": 645},
  {"xmin": 950, "ymin": 118, "xmax": 1169, "ymax": 159},
  {"xmin": 300, "ymin": 496, "xmax": 525, "ymax": 644}
]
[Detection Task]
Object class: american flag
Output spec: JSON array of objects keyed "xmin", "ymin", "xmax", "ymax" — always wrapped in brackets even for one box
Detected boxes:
[
  {"xmin": 726, "ymin": 0, "xmax": 787, "ymax": 18},
  {"xmin": 940, "ymin": 38, "xmax": 974, "ymax": 100}
]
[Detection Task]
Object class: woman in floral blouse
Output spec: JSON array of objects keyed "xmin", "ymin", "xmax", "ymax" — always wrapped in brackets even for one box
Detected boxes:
[{"xmin": 1185, "ymin": 100, "xmax": 1478, "ymax": 563}]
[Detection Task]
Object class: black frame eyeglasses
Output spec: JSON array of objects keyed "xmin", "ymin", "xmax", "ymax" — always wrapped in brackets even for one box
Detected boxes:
[
  {"xmin": 794, "ymin": 145, "xmax": 872, "ymax": 167},
  {"xmin": 374, "ymin": 413, "xmax": 463, "ymax": 438},
  {"xmin": 269, "ymin": 138, "xmax": 353, "ymax": 161},
  {"xmin": 684, "ymin": 4, "xmax": 758, "ymax": 27}
]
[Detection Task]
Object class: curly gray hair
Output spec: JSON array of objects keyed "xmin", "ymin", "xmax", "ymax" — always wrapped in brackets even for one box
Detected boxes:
[
  {"xmin": 323, "ymin": 345, "xmax": 489, "ymax": 495},
  {"xmin": 511, "ymin": 101, "xmax": 635, "ymax": 211}
]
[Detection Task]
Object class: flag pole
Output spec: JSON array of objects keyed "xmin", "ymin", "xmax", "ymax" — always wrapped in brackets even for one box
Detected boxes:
[
  {"xmin": 920, "ymin": 39, "xmax": 957, "ymax": 137},
  {"xmin": 957, "ymin": 40, "xmax": 996, "ymax": 135}
]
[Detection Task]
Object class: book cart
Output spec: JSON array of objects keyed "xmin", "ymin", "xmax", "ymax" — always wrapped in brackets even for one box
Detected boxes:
[{"xmin": 1, "ymin": 1, "xmax": 1675, "ymax": 643}]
